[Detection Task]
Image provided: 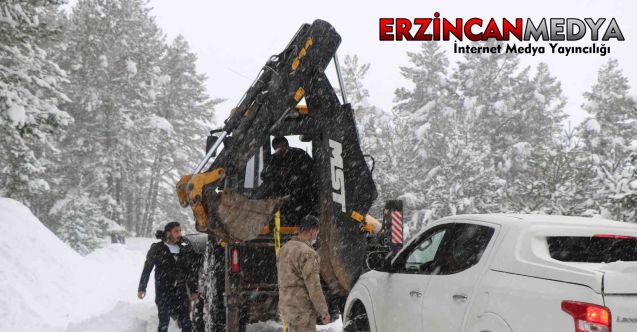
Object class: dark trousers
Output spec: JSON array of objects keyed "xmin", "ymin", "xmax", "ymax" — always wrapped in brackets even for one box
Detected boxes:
[{"xmin": 156, "ymin": 287, "xmax": 192, "ymax": 332}]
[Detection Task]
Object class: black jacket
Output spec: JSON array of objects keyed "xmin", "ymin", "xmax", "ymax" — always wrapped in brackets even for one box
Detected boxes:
[
  {"xmin": 261, "ymin": 147, "xmax": 318, "ymax": 222},
  {"xmin": 138, "ymin": 238, "xmax": 198, "ymax": 293}
]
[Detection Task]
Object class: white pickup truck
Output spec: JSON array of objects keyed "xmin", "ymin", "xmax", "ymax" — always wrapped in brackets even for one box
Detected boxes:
[{"xmin": 343, "ymin": 214, "xmax": 637, "ymax": 332}]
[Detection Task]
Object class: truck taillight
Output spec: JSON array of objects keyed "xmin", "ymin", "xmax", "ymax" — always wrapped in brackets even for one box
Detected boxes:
[
  {"xmin": 594, "ymin": 234, "xmax": 636, "ymax": 240},
  {"xmin": 230, "ymin": 248, "xmax": 240, "ymax": 273},
  {"xmin": 561, "ymin": 300, "xmax": 611, "ymax": 332}
]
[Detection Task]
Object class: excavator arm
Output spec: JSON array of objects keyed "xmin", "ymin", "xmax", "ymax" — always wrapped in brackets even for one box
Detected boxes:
[{"xmin": 176, "ymin": 19, "xmax": 379, "ymax": 294}]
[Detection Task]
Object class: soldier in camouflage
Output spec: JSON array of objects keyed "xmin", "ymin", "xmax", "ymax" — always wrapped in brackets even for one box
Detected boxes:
[{"xmin": 277, "ymin": 215, "xmax": 330, "ymax": 331}]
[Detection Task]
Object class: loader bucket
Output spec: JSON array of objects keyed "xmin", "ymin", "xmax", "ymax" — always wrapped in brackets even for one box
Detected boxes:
[
  {"xmin": 204, "ymin": 189, "xmax": 288, "ymax": 242},
  {"xmin": 177, "ymin": 168, "xmax": 287, "ymax": 241}
]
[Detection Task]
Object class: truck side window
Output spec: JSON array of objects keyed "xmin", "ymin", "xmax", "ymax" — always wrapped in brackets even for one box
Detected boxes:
[
  {"xmin": 438, "ymin": 223, "xmax": 495, "ymax": 274},
  {"xmin": 243, "ymin": 146, "xmax": 264, "ymax": 189},
  {"xmin": 399, "ymin": 226, "xmax": 449, "ymax": 274}
]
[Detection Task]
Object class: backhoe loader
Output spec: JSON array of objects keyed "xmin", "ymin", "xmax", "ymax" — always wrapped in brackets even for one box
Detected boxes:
[{"xmin": 176, "ymin": 19, "xmax": 404, "ymax": 331}]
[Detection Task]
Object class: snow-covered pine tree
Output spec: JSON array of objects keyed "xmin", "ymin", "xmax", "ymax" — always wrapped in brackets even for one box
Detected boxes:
[
  {"xmin": 340, "ymin": 55, "xmax": 395, "ymax": 215},
  {"xmin": 392, "ymin": 42, "xmax": 456, "ymax": 230},
  {"xmin": 53, "ymin": 0, "xmax": 168, "ymax": 247},
  {"xmin": 341, "ymin": 55, "xmax": 372, "ymax": 115},
  {"xmin": 138, "ymin": 36, "xmax": 219, "ymax": 236},
  {"xmin": 48, "ymin": 190, "xmax": 115, "ymax": 254},
  {"xmin": 485, "ymin": 119, "xmax": 599, "ymax": 217},
  {"xmin": 600, "ymin": 152, "xmax": 637, "ymax": 222},
  {"xmin": 496, "ymin": 63, "xmax": 568, "ymax": 212},
  {"xmin": 393, "ymin": 42, "xmax": 504, "ymax": 233},
  {"xmin": 0, "ymin": 0, "xmax": 71, "ymax": 216},
  {"xmin": 394, "ymin": 43, "xmax": 453, "ymax": 173},
  {"xmin": 451, "ymin": 41, "xmax": 523, "ymax": 172},
  {"xmin": 451, "ymin": 43, "xmax": 574, "ymax": 215},
  {"xmin": 577, "ymin": 59, "xmax": 637, "ymax": 222},
  {"xmin": 534, "ymin": 126, "xmax": 599, "ymax": 216}
]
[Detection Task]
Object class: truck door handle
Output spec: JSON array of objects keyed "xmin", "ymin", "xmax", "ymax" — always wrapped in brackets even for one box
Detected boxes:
[
  {"xmin": 453, "ymin": 294, "xmax": 468, "ymax": 302},
  {"xmin": 410, "ymin": 290, "xmax": 422, "ymax": 298}
]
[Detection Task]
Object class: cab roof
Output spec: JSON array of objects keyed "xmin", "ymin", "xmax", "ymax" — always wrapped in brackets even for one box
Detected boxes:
[{"xmin": 436, "ymin": 213, "xmax": 634, "ymax": 229}]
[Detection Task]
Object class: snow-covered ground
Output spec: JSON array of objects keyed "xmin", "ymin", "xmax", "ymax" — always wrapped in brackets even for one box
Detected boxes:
[
  {"xmin": 0, "ymin": 198, "xmax": 342, "ymax": 332},
  {"xmin": 0, "ymin": 197, "xmax": 162, "ymax": 331},
  {"xmin": 63, "ymin": 239, "xmax": 166, "ymax": 332}
]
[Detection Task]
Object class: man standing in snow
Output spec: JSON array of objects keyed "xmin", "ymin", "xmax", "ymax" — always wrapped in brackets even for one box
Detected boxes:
[
  {"xmin": 277, "ymin": 215, "xmax": 330, "ymax": 331},
  {"xmin": 138, "ymin": 222, "xmax": 198, "ymax": 332}
]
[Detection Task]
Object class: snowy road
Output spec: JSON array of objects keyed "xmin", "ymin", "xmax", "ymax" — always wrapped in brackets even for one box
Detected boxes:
[
  {"xmin": 62, "ymin": 238, "xmax": 168, "ymax": 332},
  {"xmin": 0, "ymin": 198, "xmax": 341, "ymax": 332},
  {"xmin": 67, "ymin": 239, "xmax": 343, "ymax": 332}
]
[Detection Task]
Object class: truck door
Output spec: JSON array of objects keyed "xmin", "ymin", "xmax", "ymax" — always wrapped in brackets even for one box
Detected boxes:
[
  {"xmin": 374, "ymin": 224, "xmax": 452, "ymax": 332},
  {"xmin": 420, "ymin": 222, "xmax": 498, "ymax": 332}
]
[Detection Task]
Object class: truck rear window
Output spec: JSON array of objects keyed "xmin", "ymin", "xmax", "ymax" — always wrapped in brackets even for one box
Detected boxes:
[{"xmin": 547, "ymin": 236, "xmax": 637, "ymax": 263}]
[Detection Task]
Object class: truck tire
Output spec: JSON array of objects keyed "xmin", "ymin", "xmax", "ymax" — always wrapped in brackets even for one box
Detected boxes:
[
  {"xmin": 192, "ymin": 294, "xmax": 206, "ymax": 332},
  {"xmin": 202, "ymin": 240, "xmax": 226, "ymax": 332},
  {"xmin": 344, "ymin": 301, "xmax": 370, "ymax": 332}
]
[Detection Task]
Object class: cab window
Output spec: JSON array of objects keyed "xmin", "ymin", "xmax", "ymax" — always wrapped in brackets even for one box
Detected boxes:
[
  {"xmin": 437, "ymin": 223, "xmax": 495, "ymax": 274},
  {"xmin": 395, "ymin": 225, "xmax": 450, "ymax": 274},
  {"xmin": 548, "ymin": 236, "xmax": 637, "ymax": 263},
  {"xmin": 405, "ymin": 229, "xmax": 447, "ymax": 272}
]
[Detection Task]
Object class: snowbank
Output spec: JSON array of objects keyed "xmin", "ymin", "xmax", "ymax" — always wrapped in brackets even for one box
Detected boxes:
[
  {"xmin": 0, "ymin": 198, "xmax": 157, "ymax": 331},
  {"xmin": 0, "ymin": 198, "xmax": 92, "ymax": 330}
]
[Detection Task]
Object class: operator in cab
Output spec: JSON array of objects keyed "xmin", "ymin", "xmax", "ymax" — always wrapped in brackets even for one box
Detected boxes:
[
  {"xmin": 261, "ymin": 136, "xmax": 318, "ymax": 225},
  {"xmin": 277, "ymin": 215, "xmax": 330, "ymax": 331},
  {"xmin": 138, "ymin": 222, "xmax": 199, "ymax": 332}
]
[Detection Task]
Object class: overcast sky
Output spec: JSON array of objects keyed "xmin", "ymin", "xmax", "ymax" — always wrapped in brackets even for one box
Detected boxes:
[{"xmin": 70, "ymin": 0, "xmax": 637, "ymax": 126}]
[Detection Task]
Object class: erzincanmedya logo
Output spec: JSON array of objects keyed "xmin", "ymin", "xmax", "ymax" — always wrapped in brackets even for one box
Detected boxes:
[{"xmin": 379, "ymin": 13, "xmax": 625, "ymax": 56}]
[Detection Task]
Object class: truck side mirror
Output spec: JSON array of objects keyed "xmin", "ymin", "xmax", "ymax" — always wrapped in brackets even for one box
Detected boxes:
[{"xmin": 366, "ymin": 251, "xmax": 391, "ymax": 272}]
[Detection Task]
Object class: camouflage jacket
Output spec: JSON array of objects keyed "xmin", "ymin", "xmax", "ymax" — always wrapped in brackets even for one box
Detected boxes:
[{"xmin": 277, "ymin": 237, "xmax": 328, "ymax": 319}]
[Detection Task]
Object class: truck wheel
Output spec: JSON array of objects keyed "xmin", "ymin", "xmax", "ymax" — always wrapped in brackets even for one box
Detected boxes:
[
  {"xmin": 202, "ymin": 240, "xmax": 226, "ymax": 332},
  {"xmin": 344, "ymin": 301, "xmax": 370, "ymax": 332},
  {"xmin": 191, "ymin": 294, "xmax": 206, "ymax": 332}
]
